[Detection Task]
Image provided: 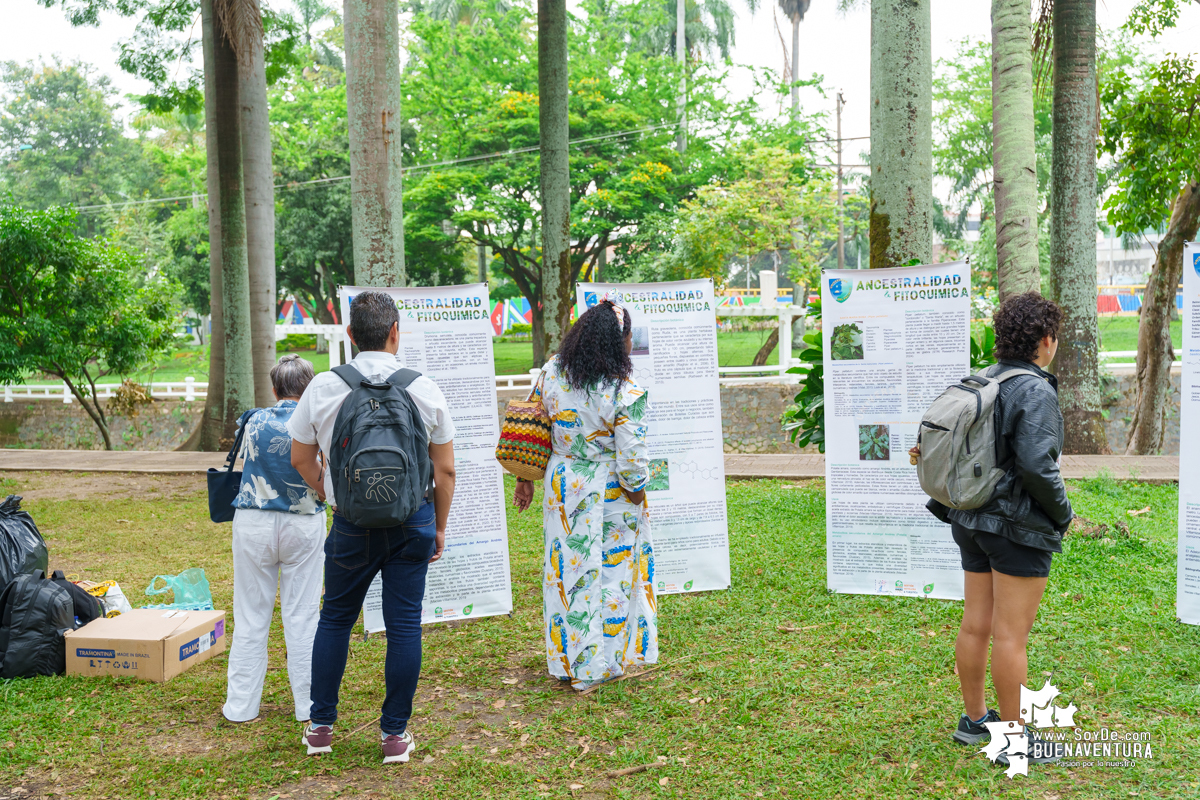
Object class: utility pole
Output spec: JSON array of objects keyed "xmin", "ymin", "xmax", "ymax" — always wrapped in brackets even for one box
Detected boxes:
[
  {"xmin": 676, "ymin": 0, "xmax": 686, "ymax": 153},
  {"xmin": 477, "ymin": 243, "xmax": 487, "ymax": 284},
  {"xmin": 836, "ymin": 90, "xmax": 846, "ymax": 270}
]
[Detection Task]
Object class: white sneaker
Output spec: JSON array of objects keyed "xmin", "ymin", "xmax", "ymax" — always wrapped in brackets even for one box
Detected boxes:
[
  {"xmin": 382, "ymin": 730, "xmax": 415, "ymax": 764},
  {"xmin": 302, "ymin": 723, "xmax": 333, "ymax": 755}
]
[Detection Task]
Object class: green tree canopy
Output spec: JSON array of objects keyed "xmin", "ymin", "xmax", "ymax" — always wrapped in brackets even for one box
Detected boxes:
[
  {"xmin": 0, "ymin": 60, "xmax": 156, "ymax": 227},
  {"xmin": 0, "ymin": 204, "xmax": 179, "ymax": 449},
  {"xmin": 667, "ymin": 144, "xmax": 837, "ymax": 290}
]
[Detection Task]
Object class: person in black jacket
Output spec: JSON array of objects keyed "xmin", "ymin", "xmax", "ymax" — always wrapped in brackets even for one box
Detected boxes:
[{"xmin": 927, "ymin": 292, "xmax": 1073, "ymax": 758}]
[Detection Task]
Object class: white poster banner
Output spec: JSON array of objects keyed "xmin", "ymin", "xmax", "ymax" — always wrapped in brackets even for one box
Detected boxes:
[
  {"xmin": 1178, "ymin": 243, "xmax": 1200, "ymax": 624},
  {"xmin": 575, "ymin": 280, "xmax": 731, "ymax": 594},
  {"xmin": 822, "ymin": 263, "xmax": 970, "ymax": 600},
  {"xmin": 339, "ymin": 284, "xmax": 512, "ymax": 628}
]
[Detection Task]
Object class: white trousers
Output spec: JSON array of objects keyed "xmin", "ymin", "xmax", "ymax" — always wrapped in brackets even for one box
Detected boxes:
[{"xmin": 223, "ymin": 507, "xmax": 326, "ymax": 723}]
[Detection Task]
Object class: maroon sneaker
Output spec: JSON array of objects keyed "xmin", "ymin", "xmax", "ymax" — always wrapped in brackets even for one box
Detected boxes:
[
  {"xmin": 302, "ymin": 723, "xmax": 333, "ymax": 755},
  {"xmin": 381, "ymin": 730, "xmax": 415, "ymax": 764}
]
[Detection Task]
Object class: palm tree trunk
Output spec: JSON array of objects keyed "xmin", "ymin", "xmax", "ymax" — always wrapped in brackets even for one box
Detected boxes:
[
  {"xmin": 241, "ymin": 0, "xmax": 278, "ymax": 407},
  {"xmin": 676, "ymin": 0, "xmax": 687, "ymax": 152},
  {"xmin": 869, "ymin": 0, "xmax": 933, "ymax": 268},
  {"xmin": 992, "ymin": 0, "xmax": 1040, "ymax": 300},
  {"xmin": 791, "ymin": 14, "xmax": 800, "ymax": 115},
  {"xmin": 538, "ymin": 0, "xmax": 572, "ymax": 364},
  {"xmin": 1126, "ymin": 182, "xmax": 1200, "ymax": 454},
  {"xmin": 197, "ymin": 0, "xmax": 226, "ymax": 452},
  {"xmin": 213, "ymin": 0, "xmax": 256, "ymax": 442},
  {"xmin": 344, "ymin": 0, "xmax": 406, "ymax": 286},
  {"xmin": 1050, "ymin": 0, "xmax": 1108, "ymax": 454}
]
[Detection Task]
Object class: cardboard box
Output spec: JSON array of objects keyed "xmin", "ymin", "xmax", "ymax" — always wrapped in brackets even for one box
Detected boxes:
[{"xmin": 64, "ymin": 609, "xmax": 226, "ymax": 682}]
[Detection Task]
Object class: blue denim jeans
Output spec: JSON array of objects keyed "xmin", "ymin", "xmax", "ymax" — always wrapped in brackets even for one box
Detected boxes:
[{"xmin": 309, "ymin": 500, "xmax": 435, "ymax": 734}]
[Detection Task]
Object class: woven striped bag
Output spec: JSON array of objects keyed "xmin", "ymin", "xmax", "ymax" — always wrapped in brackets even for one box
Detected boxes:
[{"xmin": 495, "ymin": 371, "xmax": 551, "ymax": 481}]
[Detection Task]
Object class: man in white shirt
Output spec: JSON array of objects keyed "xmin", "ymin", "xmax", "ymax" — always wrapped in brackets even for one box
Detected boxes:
[{"xmin": 289, "ymin": 290, "xmax": 456, "ymax": 765}]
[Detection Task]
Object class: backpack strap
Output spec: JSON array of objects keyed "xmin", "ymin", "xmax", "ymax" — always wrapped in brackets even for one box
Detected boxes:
[
  {"xmin": 385, "ymin": 368, "xmax": 422, "ymax": 390},
  {"xmin": 332, "ymin": 364, "xmax": 366, "ymax": 390},
  {"xmin": 993, "ymin": 367, "xmax": 1043, "ymax": 383}
]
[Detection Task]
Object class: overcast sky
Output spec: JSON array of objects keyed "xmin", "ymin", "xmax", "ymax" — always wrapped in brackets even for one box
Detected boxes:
[{"xmin": 3, "ymin": 0, "xmax": 1198, "ymax": 146}]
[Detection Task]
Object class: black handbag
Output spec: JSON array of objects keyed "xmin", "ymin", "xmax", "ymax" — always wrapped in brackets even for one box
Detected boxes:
[{"xmin": 205, "ymin": 408, "xmax": 258, "ymax": 523}]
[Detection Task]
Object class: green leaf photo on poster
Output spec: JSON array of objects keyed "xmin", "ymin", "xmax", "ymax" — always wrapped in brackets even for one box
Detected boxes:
[
  {"xmin": 831, "ymin": 323, "xmax": 865, "ymax": 360},
  {"xmin": 858, "ymin": 424, "xmax": 891, "ymax": 461}
]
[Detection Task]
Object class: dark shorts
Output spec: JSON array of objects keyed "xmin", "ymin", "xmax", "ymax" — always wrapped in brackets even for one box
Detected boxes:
[{"xmin": 950, "ymin": 522, "xmax": 1053, "ymax": 579}]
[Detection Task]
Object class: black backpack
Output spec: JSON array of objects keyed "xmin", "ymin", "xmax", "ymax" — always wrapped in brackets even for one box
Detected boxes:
[
  {"xmin": 50, "ymin": 570, "xmax": 105, "ymax": 627},
  {"xmin": 0, "ymin": 570, "xmax": 75, "ymax": 678},
  {"xmin": 329, "ymin": 365, "xmax": 432, "ymax": 528}
]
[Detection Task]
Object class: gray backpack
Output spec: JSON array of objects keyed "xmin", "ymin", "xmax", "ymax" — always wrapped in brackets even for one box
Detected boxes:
[
  {"xmin": 329, "ymin": 365, "xmax": 432, "ymax": 528},
  {"xmin": 916, "ymin": 367, "xmax": 1039, "ymax": 510}
]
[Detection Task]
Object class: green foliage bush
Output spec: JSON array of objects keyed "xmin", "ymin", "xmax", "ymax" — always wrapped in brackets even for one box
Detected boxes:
[
  {"xmin": 781, "ymin": 298, "xmax": 825, "ymax": 452},
  {"xmin": 278, "ymin": 333, "xmax": 318, "ymax": 351}
]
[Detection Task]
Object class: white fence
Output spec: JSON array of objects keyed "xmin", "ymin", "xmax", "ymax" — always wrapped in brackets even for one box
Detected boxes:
[
  {"xmin": 3, "ymin": 365, "xmax": 816, "ymax": 403},
  {"xmin": 1, "ymin": 311, "xmax": 1146, "ymax": 403}
]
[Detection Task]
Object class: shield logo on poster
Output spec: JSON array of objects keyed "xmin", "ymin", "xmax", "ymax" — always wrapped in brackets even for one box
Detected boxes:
[
  {"xmin": 584, "ymin": 291, "xmax": 599, "ymax": 308},
  {"xmin": 1194, "ymin": 253, "xmax": 1200, "ymax": 277},
  {"xmin": 828, "ymin": 277, "xmax": 853, "ymax": 303}
]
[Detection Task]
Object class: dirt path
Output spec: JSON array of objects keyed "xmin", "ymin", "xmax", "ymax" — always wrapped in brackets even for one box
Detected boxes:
[{"xmin": 0, "ymin": 471, "xmax": 207, "ymax": 502}]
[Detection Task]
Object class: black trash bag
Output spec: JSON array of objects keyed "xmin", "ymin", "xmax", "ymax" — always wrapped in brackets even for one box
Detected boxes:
[{"xmin": 0, "ymin": 496, "xmax": 49, "ymax": 592}]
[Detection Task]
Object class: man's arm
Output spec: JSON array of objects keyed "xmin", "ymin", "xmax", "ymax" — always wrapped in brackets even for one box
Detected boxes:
[
  {"xmin": 292, "ymin": 441, "xmax": 326, "ymax": 501},
  {"xmin": 428, "ymin": 441, "xmax": 456, "ymax": 562}
]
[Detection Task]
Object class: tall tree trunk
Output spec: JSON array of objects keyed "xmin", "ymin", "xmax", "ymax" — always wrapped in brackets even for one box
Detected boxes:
[
  {"xmin": 869, "ymin": 0, "xmax": 933, "ymax": 268},
  {"xmin": 1050, "ymin": 0, "xmax": 1108, "ymax": 454},
  {"xmin": 676, "ymin": 0, "xmax": 686, "ymax": 152},
  {"xmin": 791, "ymin": 14, "xmax": 800, "ymax": 115},
  {"xmin": 344, "ymin": 0, "xmax": 406, "ymax": 286},
  {"xmin": 1125, "ymin": 182, "xmax": 1200, "ymax": 454},
  {"xmin": 213, "ymin": 0, "xmax": 256, "ymax": 442},
  {"xmin": 538, "ymin": 0, "xmax": 572, "ymax": 363},
  {"xmin": 197, "ymin": 0, "xmax": 226, "ymax": 452},
  {"xmin": 241, "ymin": 0, "xmax": 278, "ymax": 408},
  {"xmin": 992, "ymin": 0, "xmax": 1040, "ymax": 300}
]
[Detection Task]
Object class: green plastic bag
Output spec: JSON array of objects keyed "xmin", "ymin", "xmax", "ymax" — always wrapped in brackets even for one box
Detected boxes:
[{"xmin": 143, "ymin": 568, "xmax": 213, "ymax": 611}]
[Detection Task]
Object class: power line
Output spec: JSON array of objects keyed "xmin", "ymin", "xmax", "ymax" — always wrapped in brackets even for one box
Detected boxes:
[
  {"xmin": 74, "ymin": 126, "xmax": 872, "ymax": 215},
  {"xmin": 75, "ymin": 123, "xmax": 678, "ymax": 214}
]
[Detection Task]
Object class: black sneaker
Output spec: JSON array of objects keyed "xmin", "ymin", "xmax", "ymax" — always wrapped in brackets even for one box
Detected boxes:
[
  {"xmin": 995, "ymin": 727, "xmax": 1062, "ymax": 767},
  {"xmin": 1026, "ymin": 728, "xmax": 1062, "ymax": 764},
  {"xmin": 952, "ymin": 709, "xmax": 1001, "ymax": 745}
]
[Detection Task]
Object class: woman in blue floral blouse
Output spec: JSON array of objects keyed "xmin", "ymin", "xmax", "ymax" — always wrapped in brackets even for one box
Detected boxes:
[{"xmin": 223, "ymin": 354, "xmax": 327, "ymax": 723}]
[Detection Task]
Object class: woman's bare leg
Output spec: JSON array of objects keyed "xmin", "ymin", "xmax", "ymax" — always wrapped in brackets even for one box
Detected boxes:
[
  {"xmin": 956, "ymin": 570, "xmax": 995, "ymax": 720},
  {"xmin": 990, "ymin": 572, "xmax": 1048, "ymax": 722}
]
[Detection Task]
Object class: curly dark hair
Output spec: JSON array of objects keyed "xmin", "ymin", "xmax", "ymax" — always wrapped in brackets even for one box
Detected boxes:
[
  {"xmin": 556, "ymin": 300, "xmax": 633, "ymax": 390},
  {"xmin": 992, "ymin": 292, "xmax": 1063, "ymax": 362}
]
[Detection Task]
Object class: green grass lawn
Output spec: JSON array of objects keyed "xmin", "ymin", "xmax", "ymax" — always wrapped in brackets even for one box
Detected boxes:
[
  {"xmin": 90, "ymin": 331, "xmax": 782, "ymax": 384},
  {"xmin": 1097, "ymin": 315, "xmax": 1182, "ymax": 354},
  {"xmin": 1, "ymin": 472, "xmax": 1196, "ymax": 798}
]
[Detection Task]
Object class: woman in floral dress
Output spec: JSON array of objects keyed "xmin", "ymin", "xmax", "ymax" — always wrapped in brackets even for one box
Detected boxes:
[{"xmin": 513, "ymin": 295, "xmax": 657, "ymax": 690}]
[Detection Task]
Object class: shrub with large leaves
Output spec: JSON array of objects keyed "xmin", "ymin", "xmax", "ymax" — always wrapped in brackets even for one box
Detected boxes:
[{"xmin": 781, "ymin": 298, "xmax": 825, "ymax": 452}]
